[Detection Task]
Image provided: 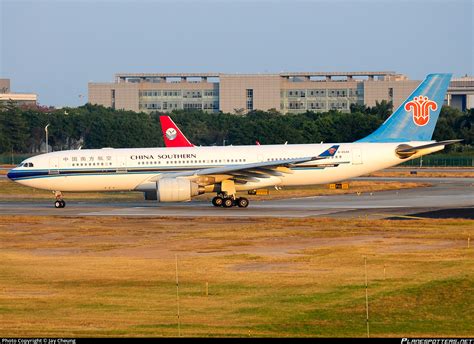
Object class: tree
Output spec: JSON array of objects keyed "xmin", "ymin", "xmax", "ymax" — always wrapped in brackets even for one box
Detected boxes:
[
  {"xmin": 0, "ymin": 102, "xmax": 471, "ymax": 154},
  {"xmin": 350, "ymin": 103, "xmax": 368, "ymax": 114},
  {"xmin": 0, "ymin": 100, "xmax": 29, "ymax": 153},
  {"xmin": 369, "ymin": 100, "xmax": 393, "ymax": 120}
]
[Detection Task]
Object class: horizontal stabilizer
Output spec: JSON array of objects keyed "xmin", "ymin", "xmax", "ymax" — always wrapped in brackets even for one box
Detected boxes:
[{"xmin": 395, "ymin": 139, "xmax": 462, "ymax": 158}]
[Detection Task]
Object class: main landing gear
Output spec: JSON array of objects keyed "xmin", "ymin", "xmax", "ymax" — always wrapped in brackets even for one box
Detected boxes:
[
  {"xmin": 53, "ymin": 191, "xmax": 66, "ymax": 208},
  {"xmin": 212, "ymin": 194, "xmax": 249, "ymax": 208}
]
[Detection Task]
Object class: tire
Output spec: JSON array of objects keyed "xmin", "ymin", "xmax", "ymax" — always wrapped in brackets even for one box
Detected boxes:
[
  {"xmin": 223, "ymin": 198, "xmax": 234, "ymax": 208},
  {"xmin": 60, "ymin": 200, "xmax": 66, "ymax": 208},
  {"xmin": 212, "ymin": 196, "xmax": 223, "ymax": 207},
  {"xmin": 237, "ymin": 197, "xmax": 249, "ymax": 208},
  {"xmin": 54, "ymin": 201, "xmax": 62, "ymax": 208}
]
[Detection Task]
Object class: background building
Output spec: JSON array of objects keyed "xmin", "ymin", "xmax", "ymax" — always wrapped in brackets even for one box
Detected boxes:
[
  {"xmin": 446, "ymin": 76, "xmax": 474, "ymax": 112},
  {"xmin": 0, "ymin": 78, "xmax": 37, "ymax": 106},
  {"xmin": 88, "ymin": 72, "xmax": 473, "ymax": 114}
]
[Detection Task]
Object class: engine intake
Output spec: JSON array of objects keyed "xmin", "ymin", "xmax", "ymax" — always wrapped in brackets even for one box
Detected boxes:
[{"xmin": 156, "ymin": 178, "xmax": 203, "ymax": 202}]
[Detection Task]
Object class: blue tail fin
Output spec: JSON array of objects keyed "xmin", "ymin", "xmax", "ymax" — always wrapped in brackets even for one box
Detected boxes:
[{"xmin": 358, "ymin": 73, "xmax": 452, "ymax": 142}]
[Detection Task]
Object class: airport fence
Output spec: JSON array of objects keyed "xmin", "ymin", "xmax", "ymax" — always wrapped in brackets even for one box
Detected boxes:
[
  {"xmin": 0, "ymin": 154, "xmax": 35, "ymax": 165},
  {"xmin": 401, "ymin": 155, "xmax": 473, "ymax": 167}
]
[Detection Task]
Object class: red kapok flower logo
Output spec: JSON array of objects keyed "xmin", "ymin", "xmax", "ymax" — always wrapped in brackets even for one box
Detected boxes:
[{"xmin": 404, "ymin": 96, "xmax": 438, "ymax": 127}]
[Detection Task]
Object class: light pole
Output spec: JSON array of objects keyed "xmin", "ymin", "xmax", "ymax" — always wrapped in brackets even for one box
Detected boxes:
[{"xmin": 45, "ymin": 124, "xmax": 50, "ymax": 153}]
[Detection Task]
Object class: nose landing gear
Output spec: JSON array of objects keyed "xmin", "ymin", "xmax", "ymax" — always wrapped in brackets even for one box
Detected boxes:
[{"xmin": 53, "ymin": 191, "xmax": 66, "ymax": 208}]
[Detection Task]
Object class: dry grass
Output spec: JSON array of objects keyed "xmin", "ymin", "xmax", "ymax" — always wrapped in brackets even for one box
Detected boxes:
[
  {"xmin": 0, "ymin": 216, "xmax": 472, "ymax": 337},
  {"xmin": 237, "ymin": 181, "xmax": 430, "ymax": 201},
  {"xmin": 0, "ymin": 165, "xmax": 13, "ymax": 175}
]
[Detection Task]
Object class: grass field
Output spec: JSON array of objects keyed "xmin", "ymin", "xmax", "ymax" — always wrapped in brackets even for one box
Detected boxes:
[{"xmin": 0, "ymin": 216, "xmax": 472, "ymax": 337}]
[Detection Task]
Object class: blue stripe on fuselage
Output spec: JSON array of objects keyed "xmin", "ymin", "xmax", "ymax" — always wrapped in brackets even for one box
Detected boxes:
[
  {"xmin": 6, "ymin": 165, "xmax": 220, "ymax": 181},
  {"xmin": 7, "ymin": 163, "xmax": 347, "ymax": 182}
]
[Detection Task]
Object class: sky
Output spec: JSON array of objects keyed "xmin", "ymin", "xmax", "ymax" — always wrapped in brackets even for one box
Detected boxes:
[{"xmin": 0, "ymin": 0, "xmax": 473, "ymax": 107}]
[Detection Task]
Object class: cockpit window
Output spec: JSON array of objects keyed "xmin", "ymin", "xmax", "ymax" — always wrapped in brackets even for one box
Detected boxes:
[
  {"xmin": 22, "ymin": 162, "xmax": 34, "ymax": 168},
  {"xmin": 18, "ymin": 163, "xmax": 24, "ymax": 167}
]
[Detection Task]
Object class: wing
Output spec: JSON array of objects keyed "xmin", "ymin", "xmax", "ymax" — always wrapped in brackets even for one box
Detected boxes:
[{"xmin": 149, "ymin": 145, "xmax": 340, "ymax": 185}]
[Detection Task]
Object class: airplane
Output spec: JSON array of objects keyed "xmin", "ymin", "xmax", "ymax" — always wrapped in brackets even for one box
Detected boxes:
[
  {"xmin": 159, "ymin": 115, "xmax": 194, "ymax": 148},
  {"xmin": 7, "ymin": 74, "xmax": 460, "ymax": 209}
]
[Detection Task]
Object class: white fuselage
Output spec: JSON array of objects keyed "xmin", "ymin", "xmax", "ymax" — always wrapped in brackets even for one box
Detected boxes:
[{"xmin": 9, "ymin": 142, "xmax": 441, "ymax": 193}]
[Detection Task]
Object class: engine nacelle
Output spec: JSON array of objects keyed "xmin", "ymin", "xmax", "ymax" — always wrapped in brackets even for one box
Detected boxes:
[{"xmin": 156, "ymin": 178, "xmax": 202, "ymax": 202}]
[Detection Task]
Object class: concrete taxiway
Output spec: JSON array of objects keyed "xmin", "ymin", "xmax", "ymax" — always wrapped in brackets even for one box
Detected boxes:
[{"xmin": 0, "ymin": 177, "xmax": 472, "ymax": 219}]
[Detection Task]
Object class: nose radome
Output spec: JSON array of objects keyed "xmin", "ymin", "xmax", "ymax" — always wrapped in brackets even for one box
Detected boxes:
[{"xmin": 7, "ymin": 169, "xmax": 14, "ymax": 180}]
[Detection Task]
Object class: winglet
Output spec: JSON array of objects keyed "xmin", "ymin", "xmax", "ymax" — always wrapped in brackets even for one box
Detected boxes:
[
  {"xmin": 159, "ymin": 116, "xmax": 194, "ymax": 147},
  {"xmin": 318, "ymin": 145, "xmax": 339, "ymax": 158}
]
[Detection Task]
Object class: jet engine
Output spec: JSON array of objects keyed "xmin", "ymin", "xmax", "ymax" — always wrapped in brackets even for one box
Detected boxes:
[{"xmin": 156, "ymin": 178, "xmax": 204, "ymax": 202}]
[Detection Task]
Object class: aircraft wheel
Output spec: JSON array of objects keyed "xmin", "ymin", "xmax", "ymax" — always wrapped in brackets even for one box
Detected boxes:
[
  {"xmin": 60, "ymin": 200, "xmax": 66, "ymax": 208},
  {"xmin": 223, "ymin": 198, "xmax": 234, "ymax": 208},
  {"xmin": 212, "ymin": 196, "xmax": 223, "ymax": 207},
  {"xmin": 55, "ymin": 201, "xmax": 62, "ymax": 209},
  {"xmin": 237, "ymin": 197, "xmax": 249, "ymax": 208}
]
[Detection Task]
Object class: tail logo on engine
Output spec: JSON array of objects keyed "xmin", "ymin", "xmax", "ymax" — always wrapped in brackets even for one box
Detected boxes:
[
  {"xmin": 165, "ymin": 128, "xmax": 177, "ymax": 140},
  {"xmin": 404, "ymin": 96, "xmax": 438, "ymax": 127}
]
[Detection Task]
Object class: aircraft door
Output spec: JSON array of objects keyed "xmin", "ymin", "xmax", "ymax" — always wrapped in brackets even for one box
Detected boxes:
[
  {"xmin": 49, "ymin": 158, "xmax": 60, "ymax": 174},
  {"xmin": 352, "ymin": 148, "xmax": 363, "ymax": 165},
  {"xmin": 116, "ymin": 156, "xmax": 127, "ymax": 173}
]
